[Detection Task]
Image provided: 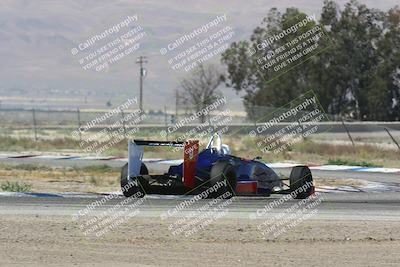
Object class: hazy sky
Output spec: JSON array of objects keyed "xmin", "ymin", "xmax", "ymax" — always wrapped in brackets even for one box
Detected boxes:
[{"xmin": 0, "ymin": 0, "xmax": 398, "ymax": 110}]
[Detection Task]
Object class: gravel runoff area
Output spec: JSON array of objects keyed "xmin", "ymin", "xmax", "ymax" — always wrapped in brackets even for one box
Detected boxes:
[{"xmin": 1, "ymin": 214, "xmax": 400, "ymax": 266}]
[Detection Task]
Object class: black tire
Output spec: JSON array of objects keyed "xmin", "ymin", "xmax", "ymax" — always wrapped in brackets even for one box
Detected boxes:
[
  {"xmin": 120, "ymin": 163, "xmax": 148, "ymax": 198},
  {"xmin": 289, "ymin": 166, "xmax": 314, "ymax": 199},
  {"xmin": 208, "ymin": 161, "xmax": 237, "ymax": 199}
]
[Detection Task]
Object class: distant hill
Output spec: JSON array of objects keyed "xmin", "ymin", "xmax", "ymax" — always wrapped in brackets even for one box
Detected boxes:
[{"xmin": 0, "ymin": 0, "xmax": 397, "ymax": 111}]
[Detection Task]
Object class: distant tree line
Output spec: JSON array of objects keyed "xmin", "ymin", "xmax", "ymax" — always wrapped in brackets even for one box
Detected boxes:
[{"xmin": 221, "ymin": 0, "xmax": 400, "ymax": 121}]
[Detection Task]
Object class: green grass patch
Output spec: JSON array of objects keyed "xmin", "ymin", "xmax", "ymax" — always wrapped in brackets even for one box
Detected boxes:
[
  {"xmin": 78, "ymin": 164, "xmax": 117, "ymax": 172},
  {"xmin": 1, "ymin": 163, "xmax": 52, "ymax": 171},
  {"xmin": 0, "ymin": 163, "xmax": 119, "ymax": 173},
  {"xmin": 1, "ymin": 181, "xmax": 32, "ymax": 192},
  {"xmin": 327, "ymin": 158, "xmax": 381, "ymax": 167}
]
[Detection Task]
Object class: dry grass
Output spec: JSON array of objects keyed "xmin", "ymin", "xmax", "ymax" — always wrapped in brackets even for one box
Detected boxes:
[
  {"xmin": 0, "ymin": 136, "xmax": 80, "ymax": 152},
  {"xmin": 289, "ymin": 140, "xmax": 400, "ymax": 167},
  {"xmin": 0, "ymin": 133, "xmax": 399, "ymax": 167},
  {"xmin": 0, "ymin": 164, "xmax": 120, "ymax": 193}
]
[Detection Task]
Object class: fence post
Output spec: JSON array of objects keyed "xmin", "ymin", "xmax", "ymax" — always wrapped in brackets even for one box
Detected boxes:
[
  {"xmin": 120, "ymin": 109, "xmax": 127, "ymax": 140},
  {"xmin": 384, "ymin": 127, "xmax": 400, "ymax": 151},
  {"xmin": 251, "ymin": 105, "xmax": 256, "ymax": 127},
  {"xmin": 341, "ymin": 118, "xmax": 354, "ymax": 147},
  {"xmin": 77, "ymin": 108, "xmax": 82, "ymax": 141},
  {"xmin": 175, "ymin": 90, "xmax": 179, "ymax": 122},
  {"xmin": 164, "ymin": 106, "xmax": 168, "ymax": 141},
  {"xmin": 32, "ymin": 108, "xmax": 38, "ymax": 141}
]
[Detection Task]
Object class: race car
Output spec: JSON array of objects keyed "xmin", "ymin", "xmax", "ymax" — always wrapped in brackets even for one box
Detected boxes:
[{"xmin": 120, "ymin": 133, "xmax": 314, "ymax": 199}]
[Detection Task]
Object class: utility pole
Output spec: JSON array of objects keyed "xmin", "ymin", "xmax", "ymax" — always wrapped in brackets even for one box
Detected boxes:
[{"xmin": 136, "ymin": 56, "xmax": 147, "ymax": 112}]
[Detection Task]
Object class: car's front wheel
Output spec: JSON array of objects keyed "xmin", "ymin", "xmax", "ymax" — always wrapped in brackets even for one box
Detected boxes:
[
  {"xmin": 209, "ymin": 161, "xmax": 237, "ymax": 198},
  {"xmin": 289, "ymin": 165, "xmax": 314, "ymax": 199}
]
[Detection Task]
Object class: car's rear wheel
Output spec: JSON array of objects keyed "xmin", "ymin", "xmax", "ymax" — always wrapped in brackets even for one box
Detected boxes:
[
  {"xmin": 120, "ymin": 163, "xmax": 148, "ymax": 198},
  {"xmin": 289, "ymin": 165, "xmax": 314, "ymax": 199},
  {"xmin": 209, "ymin": 161, "xmax": 237, "ymax": 199}
]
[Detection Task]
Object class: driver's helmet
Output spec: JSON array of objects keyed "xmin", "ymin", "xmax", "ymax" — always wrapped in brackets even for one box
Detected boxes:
[
  {"xmin": 221, "ymin": 144, "xmax": 231, "ymax": 155},
  {"xmin": 207, "ymin": 133, "xmax": 230, "ymax": 154}
]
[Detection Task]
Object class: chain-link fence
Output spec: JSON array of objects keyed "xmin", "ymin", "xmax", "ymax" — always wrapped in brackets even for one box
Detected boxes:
[{"xmin": 0, "ymin": 107, "xmax": 399, "ymax": 150}]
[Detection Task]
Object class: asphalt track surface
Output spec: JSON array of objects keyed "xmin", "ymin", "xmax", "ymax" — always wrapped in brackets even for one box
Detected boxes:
[
  {"xmin": 0, "ymin": 157, "xmax": 399, "ymax": 221},
  {"xmin": 1, "ymin": 192, "xmax": 400, "ymax": 221}
]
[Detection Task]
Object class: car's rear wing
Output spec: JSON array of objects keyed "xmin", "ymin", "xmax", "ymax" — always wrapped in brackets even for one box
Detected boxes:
[
  {"xmin": 128, "ymin": 139, "xmax": 199, "ymax": 188},
  {"xmin": 133, "ymin": 140, "xmax": 185, "ymax": 147}
]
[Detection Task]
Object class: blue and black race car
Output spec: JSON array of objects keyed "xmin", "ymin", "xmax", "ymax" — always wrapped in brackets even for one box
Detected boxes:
[{"xmin": 120, "ymin": 134, "xmax": 314, "ymax": 199}]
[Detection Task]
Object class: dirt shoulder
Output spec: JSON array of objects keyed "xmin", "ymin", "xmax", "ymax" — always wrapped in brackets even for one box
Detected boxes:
[{"xmin": 1, "ymin": 215, "xmax": 399, "ymax": 266}]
